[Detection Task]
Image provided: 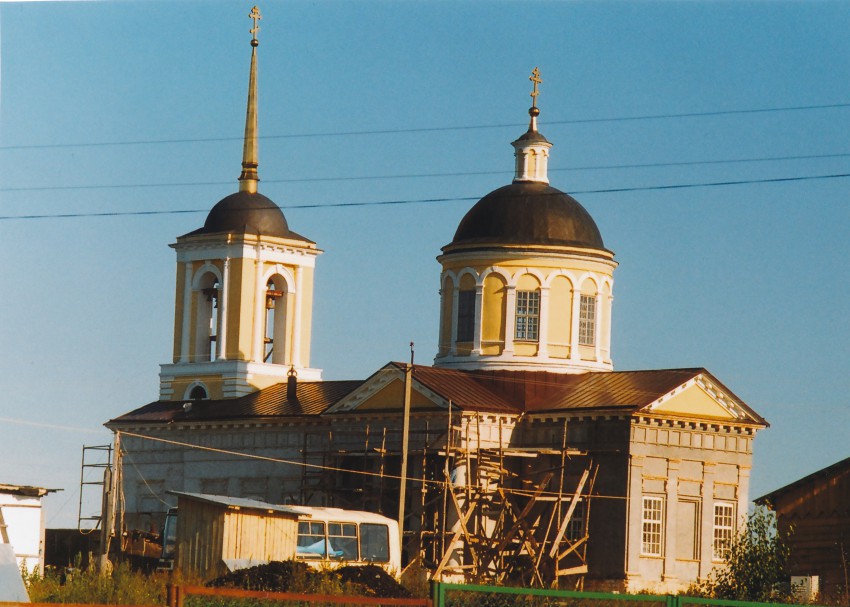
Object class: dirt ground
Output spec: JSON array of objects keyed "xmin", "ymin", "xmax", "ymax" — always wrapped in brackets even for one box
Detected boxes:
[{"xmin": 206, "ymin": 560, "xmax": 413, "ymax": 598}]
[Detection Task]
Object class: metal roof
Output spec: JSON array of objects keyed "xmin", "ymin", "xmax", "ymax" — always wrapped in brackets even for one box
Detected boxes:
[
  {"xmin": 107, "ymin": 379, "xmax": 363, "ymax": 425},
  {"xmin": 167, "ymin": 491, "xmax": 306, "ymax": 516},
  {"xmin": 107, "ymin": 365, "xmax": 765, "ymax": 427},
  {"xmin": 0, "ymin": 484, "xmax": 59, "ymax": 498}
]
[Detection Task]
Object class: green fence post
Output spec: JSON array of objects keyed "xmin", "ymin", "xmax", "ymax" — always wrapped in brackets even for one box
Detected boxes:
[{"xmin": 430, "ymin": 580, "xmax": 441, "ymax": 607}]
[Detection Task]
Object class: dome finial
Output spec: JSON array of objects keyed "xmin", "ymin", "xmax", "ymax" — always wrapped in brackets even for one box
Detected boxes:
[
  {"xmin": 528, "ymin": 66, "xmax": 542, "ymax": 131},
  {"xmin": 238, "ymin": 6, "xmax": 262, "ymax": 194}
]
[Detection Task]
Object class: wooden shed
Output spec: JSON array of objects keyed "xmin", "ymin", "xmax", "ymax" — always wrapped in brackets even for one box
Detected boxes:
[
  {"xmin": 757, "ymin": 456, "xmax": 850, "ymax": 603},
  {"xmin": 169, "ymin": 491, "xmax": 302, "ymax": 579}
]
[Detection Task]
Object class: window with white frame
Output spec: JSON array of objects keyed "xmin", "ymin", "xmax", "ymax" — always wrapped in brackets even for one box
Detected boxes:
[
  {"xmin": 713, "ymin": 502, "xmax": 735, "ymax": 560},
  {"xmin": 641, "ymin": 496, "xmax": 664, "ymax": 556},
  {"xmin": 515, "ymin": 290, "xmax": 540, "ymax": 341},
  {"xmin": 456, "ymin": 290, "xmax": 475, "ymax": 342},
  {"xmin": 579, "ymin": 295, "xmax": 596, "ymax": 346}
]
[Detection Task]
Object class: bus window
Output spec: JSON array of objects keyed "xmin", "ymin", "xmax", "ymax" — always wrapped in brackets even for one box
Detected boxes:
[
  {"xmin": 360, "ymin": 523, "xmax": 389, "ymax": 562},
  {"xmin": 328, "ymin": 522, "xmax": 358, "ymax": 560},
  {"xmin": 297, "ymin": 521, "xmax": 327, "ymax": 558}
]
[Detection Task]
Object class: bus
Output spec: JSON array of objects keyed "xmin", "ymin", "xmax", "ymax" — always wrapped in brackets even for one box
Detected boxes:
[
  {"xmin": 157, "ymin": 500, "xmax": 400, "ymax": 577},
  {"xmin": 286, "ymin": 505, "xmax": 401, "ymax": 575}
]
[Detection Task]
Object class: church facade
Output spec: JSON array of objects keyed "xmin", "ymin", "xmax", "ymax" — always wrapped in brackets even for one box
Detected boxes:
[{"xmin": 107, "ymin": 11, "xmax": 767, "ymax": 592}]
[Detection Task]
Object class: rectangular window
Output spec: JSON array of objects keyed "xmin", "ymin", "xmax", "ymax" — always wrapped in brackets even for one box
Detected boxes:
[
  {"xmin": 713, "ymin": 502, "xmax": 735, "ymax": 560},
  {"xmin": 360, "ymin": 523, "xmax": 390, "ymax": 563},
  {"xmin": 456, "ymin": 290, "xmax": 476, "ymax": 342},
  {"xmin": 579, "ymin": 295, "xmax": 596, "ymax": 346},
  {"xmin": 328, "ymin": 522, "xmax": 358, "ymax": 560},
  {"xmin": 297, "ymin": 521, "xmax": 327, "ymax": 558},
  {"xmin": 565, "ymin": 500, "xmax": 586, "ymax": 541},
  {"xmin": 641, "ymin": 496, "xmax": 664, "ymax": 556},
  {"xmin": 515, "ymin": 290, "xmax": 540, "ymax": 341}
]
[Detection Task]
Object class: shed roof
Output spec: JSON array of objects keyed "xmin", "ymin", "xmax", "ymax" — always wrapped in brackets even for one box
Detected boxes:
[
  {"xmin": 756, "ymin": 456, "xmax": 850, "ymax": 507},
  {"xmin": 0, "ymin": 484, "xmax": 59, "ymax": 498},
  {"xmin": 168, "ymin": 491, "xmax": 306, "ymax": 516}
]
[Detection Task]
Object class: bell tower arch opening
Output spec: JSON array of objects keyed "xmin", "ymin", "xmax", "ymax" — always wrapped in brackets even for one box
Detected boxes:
[
  {"xmin": 263, "ymin": 275, "xmax": 289, "ymax": 365},
  {"xmin": 193, "ymin": 269, "xmax": 222, "ymax": 363}
]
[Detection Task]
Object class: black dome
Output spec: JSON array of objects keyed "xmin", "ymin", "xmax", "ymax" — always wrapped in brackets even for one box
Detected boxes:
[
  {"xmin": 200, "ymin": 191, "xmax": 292, "ymax": 238},
  {"xmin": 447, "ymin": 181, "xmax": 605, "ymax": 250}
]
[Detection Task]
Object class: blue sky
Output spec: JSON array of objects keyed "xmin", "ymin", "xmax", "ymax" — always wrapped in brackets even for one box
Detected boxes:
[{"xmin": 1, "ymin": 1, "xmax": 848, "ymax": 528}]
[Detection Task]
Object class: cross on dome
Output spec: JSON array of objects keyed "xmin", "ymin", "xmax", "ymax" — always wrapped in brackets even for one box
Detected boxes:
[{"xmin": 529, "ymin": 67, "xmax": 542, "ymax": 109}]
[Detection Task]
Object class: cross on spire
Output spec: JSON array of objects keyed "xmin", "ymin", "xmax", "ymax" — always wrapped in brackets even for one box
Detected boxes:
[
  {"xmin": 529, "ymin": 67, "xmax": 542, "ymax": 108},
  {"xmin": 249, "ymin": 6, "xmax": 262, "ymax": 43}
]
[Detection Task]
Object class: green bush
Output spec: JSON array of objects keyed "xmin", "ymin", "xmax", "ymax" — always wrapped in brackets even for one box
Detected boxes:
[{"xmin": 24, "ymin": 562, "xmax": 168, "ymax": 605}]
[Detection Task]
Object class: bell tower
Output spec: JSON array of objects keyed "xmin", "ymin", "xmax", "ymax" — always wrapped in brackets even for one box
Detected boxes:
[{"xmin": 159, "ymin": 7, "xmax": 322, "ymax": 401}]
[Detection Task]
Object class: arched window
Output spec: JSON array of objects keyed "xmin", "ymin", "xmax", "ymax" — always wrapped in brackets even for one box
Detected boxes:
[
  {"xmin": 263, "ymin": 277, "xmax": 287, "ymax": 364},
  {"xmin": 194, "ymin": 272, "xmax": 220, "ymax": 362},
  {"xmin": 189, "ymin": 385, "xmax": 208, "ymax": 400}
]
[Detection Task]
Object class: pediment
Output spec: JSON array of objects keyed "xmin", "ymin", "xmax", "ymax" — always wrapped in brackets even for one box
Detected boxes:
[
  {"xmin": 644, "ymin": 374, "xmax": 753, "ymax": 422},
  {"xmin": 327, "ymin": 364, "xmax": 445, "ymax": 413}
]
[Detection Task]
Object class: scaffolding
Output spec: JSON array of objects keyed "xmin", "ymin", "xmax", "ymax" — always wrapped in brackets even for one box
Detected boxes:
[{"xmin": 316, "ymin": 411, "xmax": 596, "ymax": 588}]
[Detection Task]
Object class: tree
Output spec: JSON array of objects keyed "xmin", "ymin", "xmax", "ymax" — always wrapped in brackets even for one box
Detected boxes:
[{"xmin": 695, "ymin": 505, "xmax": 793, "ymax": 602}]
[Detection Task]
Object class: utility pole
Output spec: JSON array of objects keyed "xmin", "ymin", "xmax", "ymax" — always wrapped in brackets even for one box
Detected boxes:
[
  {"xmin": 98, "ymin": 432, "xmax": 120, "ymax": 573},
  {"xmin": 397, "ymin": 342, "xmax": 414, "ymax": 562}
]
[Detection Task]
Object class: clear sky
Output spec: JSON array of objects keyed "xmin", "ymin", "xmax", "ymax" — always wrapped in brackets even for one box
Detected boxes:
[{"xmin": 1, "ymin": 0, "xmax": 848, "ymax": 529}]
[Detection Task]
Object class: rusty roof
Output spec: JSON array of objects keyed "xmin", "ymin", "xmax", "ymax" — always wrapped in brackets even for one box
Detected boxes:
[{"xmin": 107, "ymin": 379, "xmax": 363, "ymax": 426}]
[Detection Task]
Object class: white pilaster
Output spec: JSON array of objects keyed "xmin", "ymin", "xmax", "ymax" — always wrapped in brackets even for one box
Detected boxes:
[
  {"xmin": 699, "ymin": 462, "xmax": 717, "ymax": 578},
  {"xmin": 594, "ymin": 292, "xmax": 602, "ymax": 362},
  {"xmin": 252, "ymin": 253, "xmax": 264, "ymax": 363},
  {"xmin": 538, "ymin": 286, "xmax": 550, "ymax": 357},
  {"xmin": 503, "ymin": 285, "xmax": 517, "ymax": 355},
  {"xmin": 180, "ymin": 262, "xmax": 192, "ymax": 363},
  {"xmin": 663, "ymin": 459, "xmax": 680, "ymax": 582},
  {"xmin": 569, "ymin": 289, "xmax": 581, "ymax": 360},
  {"xmin": 450, "ymin": 285, "xmax": 460, "ymax": 356},
  {"xmin": 293, "ymin": 265, "xmax": 303, "ymax": 367},
  {"xmin": 472, "ymin": 284, "xmax": 483, "ymax": 355},
  {"xmin": 218, "ymin": 258, "xmax": 230, "ymax": 360}
]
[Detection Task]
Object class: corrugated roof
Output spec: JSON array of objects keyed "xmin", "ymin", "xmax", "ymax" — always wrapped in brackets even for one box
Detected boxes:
[{"xmin": 107, "ymin": 379, "xmax": 363, "ymax": 425}]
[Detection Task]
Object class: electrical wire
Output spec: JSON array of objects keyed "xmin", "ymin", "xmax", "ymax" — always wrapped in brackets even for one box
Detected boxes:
[
  {"xmin": 3, "ymin": 151, "xmax": 849, "ymax": 194},
  {"xmin": 2, "ymin": 101, "xmax": 848, "ymax": 151},
  {"xmin": 2, "ymin": 171, "xmax": 849, "ymax": 222},
  {"xmin": 119, "ymin": 429, "xmax": 625, "ymax": 502}
]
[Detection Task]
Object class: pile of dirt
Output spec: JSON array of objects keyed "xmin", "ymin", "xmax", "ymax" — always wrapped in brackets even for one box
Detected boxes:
[
  {"xmin": 336, "ymin": 564, "xmax": 413, "ymax": 598},
  {"xmin": 206, "ymin": 561, "xmax": 412, "ymax": 598},
  {"xmin": 206, "ymin": 560, "xmax": 316, "ymax": 591}
]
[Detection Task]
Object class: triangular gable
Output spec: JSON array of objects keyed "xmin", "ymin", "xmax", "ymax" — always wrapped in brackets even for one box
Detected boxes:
[
  {"xmin": 644, "ymin": 374, "xmax": 756, "ymax": 423},
  {"xmin": 326, "ymin": 364, "xmax": 447, "ymax": 413}
]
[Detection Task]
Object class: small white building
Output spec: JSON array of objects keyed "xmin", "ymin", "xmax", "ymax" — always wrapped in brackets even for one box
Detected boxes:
[{"xmin": 0, "ymin": 483, "xmax": 57, "ymax": 575}]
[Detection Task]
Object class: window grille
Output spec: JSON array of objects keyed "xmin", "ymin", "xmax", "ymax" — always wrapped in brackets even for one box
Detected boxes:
[
  {"xmin": 579, "ymin": 295, "xmax": 596, "ymax": 346},
  {"xmin": 515, "ymin": 290, "xmax": 540, "ymax": 341},
  {"xmin": 713, "ymin": 502, "xmax": 735, "ymax": 560},
  {"xmin": 641, "ymin": 496, "xmax": 664, "ymax": 556}
]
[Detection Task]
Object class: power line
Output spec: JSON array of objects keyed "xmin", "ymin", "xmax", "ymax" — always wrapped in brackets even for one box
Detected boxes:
[
  {"xmin": 3, "ymin": 151, "xmax": 849, "ymax": 194},
  {"xmin": 1, "ymin": 171, "xmax": 848, "ymax": 222},
  {"xmin": 2, "ymin": 101, "xmax": 849, "ymax": 151}
]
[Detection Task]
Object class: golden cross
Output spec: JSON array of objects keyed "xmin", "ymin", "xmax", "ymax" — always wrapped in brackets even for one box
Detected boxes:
[
  {"xmin": 249, "ymin": 6, "xmax": 262, "ymax": 41},
  {"xmin": 529, "ymin": 67, "xmax": 542, "ymax": 108}
]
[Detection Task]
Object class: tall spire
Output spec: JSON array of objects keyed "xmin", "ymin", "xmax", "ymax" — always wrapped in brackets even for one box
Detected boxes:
[
  {"xmin": 238, "ymin": 6, "xmax": 261, "ymax": 194},
  {"xmin": 512, "ymin": 67, "xmax": 552, "ymax": 184}
]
